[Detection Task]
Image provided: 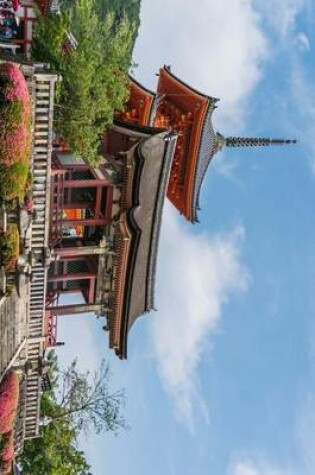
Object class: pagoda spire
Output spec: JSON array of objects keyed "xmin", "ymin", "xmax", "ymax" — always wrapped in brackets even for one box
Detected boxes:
[
  {"xmin": 216, "ymin": 132, "xmax": 296, "ymax": 150},
  {"xmin": 226, "ymin": 137, "xmax": 297, "ymax": 147}
]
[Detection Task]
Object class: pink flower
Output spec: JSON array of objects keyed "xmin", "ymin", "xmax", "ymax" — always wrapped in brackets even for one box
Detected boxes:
[
  {"xmin": 0, "ymin": 62, "xmax": 31, "ymax": 112},
  {"xmin": 0, "ymin": 372, "xmax": 19, "ymax": 434},
  {"xmin": 0, "ymin": 62, "xmax": 31, "ymax": 168}
]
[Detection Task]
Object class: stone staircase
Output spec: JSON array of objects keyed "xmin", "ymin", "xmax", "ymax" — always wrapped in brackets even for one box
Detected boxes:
[{"xmin": 21, "ymin": 68, "xmax": 58, "ymax": 439}]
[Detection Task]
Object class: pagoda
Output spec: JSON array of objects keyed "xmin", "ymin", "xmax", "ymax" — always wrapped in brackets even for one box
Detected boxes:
[{"xmin": 118, "ymin": 66, "xmax": 296, "ymax": 223}]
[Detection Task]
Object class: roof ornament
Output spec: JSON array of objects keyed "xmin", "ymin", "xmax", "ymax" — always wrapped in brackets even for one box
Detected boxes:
[{"xmin": 216, "ymin": 132, "xmax": 296, "ymax": 151}]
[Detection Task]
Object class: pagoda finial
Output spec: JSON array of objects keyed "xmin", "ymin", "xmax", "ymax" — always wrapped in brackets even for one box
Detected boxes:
[
  {"xmin": 214, "ymin": 133, "xmax": 297, "ymax": 153},
  {"xmin": 225, "ymin": 136, "xmax": 297, "ymax": 148},
  {"xmin": 216, "ymin": 131, "xmax": 296, "ymax": 147}
]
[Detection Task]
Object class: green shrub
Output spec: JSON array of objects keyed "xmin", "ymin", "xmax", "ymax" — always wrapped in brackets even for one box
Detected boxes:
[
  {"xmin": 0, "ymin": 225, "xmax": 20, "ymax": 272},
  {"xmin": 0, "ymin": 160, "xmax": 30, "ymax": 201}
]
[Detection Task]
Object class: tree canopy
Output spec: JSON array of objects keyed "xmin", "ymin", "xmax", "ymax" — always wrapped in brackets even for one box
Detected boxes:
[
  {"xmin": 17, "ymin": 353, "xmax": 126, "ymax": 475},
  {"xmin": 32, "ymin": 0, "xmax": 139, "ymax": 164}
]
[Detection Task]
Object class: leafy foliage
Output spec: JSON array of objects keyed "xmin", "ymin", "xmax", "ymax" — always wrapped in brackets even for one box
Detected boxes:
[
  {"xmin": 18, "ymin": 354, "xmax": 127, "ymax": 474},
  {"xmin": 19, "ymin": 421, "xmax": 91, "ymax": 475},
  {"xmin": 1, "ymin": 430, "xmax": 14, "ymax": 462},
  {"xmin": 0, "ymin": 224, "xmax": 20, "ymax": 272},
  {"xmin": 49, "ymin": 358, "xmax": 126, "ymax": 436},
  {"xmin": 32, "ymin": 0, "xmax": 138, "ymax": 164},
  {"xmin": 62, "ymin": 0, "xmax": 141, "ymax": 54},
  {"xmin": 0, "ymin": 160, "xmax": 30, "ymax": 202}
]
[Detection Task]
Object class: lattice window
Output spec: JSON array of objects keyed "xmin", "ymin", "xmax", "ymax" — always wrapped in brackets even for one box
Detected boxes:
[
  {"xmin": 67, "ymin": 260, "xmax": 89, "ymax": 274},
  {"xmin": 71, "ymin": 170, "xmax": 94, "ymax": 180},
  {"xmin": 70, "ymin": 188, "xmax": 96, "ymax": 203},
  {"xmin": 66, "ymin": 279, "xmax": 87, "ymax": 289}
]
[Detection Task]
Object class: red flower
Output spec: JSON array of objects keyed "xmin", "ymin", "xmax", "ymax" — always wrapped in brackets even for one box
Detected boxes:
[
  {"xmin": 0, "ymin": 62, "xmax": 30, "ymax": 111},
  {"xmin": 0, "ymin": 372, "xmax": 19, "ymax": 434}
]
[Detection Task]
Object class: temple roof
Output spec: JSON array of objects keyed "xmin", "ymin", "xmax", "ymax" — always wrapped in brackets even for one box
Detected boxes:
[
  {"xmin": 116, "ymin": 76, "xmax": 159, "ymax": 127},
  {"xmin": 124, "ymin": 132, "xmax": 177, "ymax": 324},
  {"xmin": 101, "ymin": 122, "xmax": 177, "ymax": 358},
  {"xmin": 156, "ymin": 66, "xmax": 219, "ymax": 223}
]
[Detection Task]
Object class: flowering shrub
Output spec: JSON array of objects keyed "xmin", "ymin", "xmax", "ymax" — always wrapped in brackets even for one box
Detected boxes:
[
  {"xmin": 0, "ymin": 162, "xmax": 30, "ymax": 202},
  {"xmin": 0, "ymin": 62, "xmax": 31, "ymax": 200},
  {"xmin": 1, "ymin": 431, "xmax": 14, "ymax": 462},
  {"xmin": 0, "ymin": 372, "xmax": 19, "ymax": 434},
  {"xmin": 0, "ymin": 63, "xmax": 30, "ymax": 106},
  {"xmin": 0, "ymin": 225, "xmax": 20, "ymax": 272},
  {"xmin": 0, "ymin": 460, "xmax": 12, "ymax": 474}
]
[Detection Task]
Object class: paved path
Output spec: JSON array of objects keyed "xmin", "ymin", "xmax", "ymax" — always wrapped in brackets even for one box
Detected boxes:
[{"xmin": 0, "ymin": 290, "xmax": 28, "ymax": 378}]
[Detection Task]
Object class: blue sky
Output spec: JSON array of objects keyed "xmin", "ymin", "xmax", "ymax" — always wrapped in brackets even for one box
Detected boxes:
[{"xmin": 58, "ymin": 1, "xmax": 315, "ymax": 474}]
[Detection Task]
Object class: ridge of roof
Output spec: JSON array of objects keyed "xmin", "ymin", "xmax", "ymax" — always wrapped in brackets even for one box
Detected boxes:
[
  {"xmin": 161, "ymin": 65, "xmax": 219, "ymax": 103},
  {"xmin": 113, "ymin": 118, "xmax": 167, "ymax": 136},
  {"xmin": 128, "ymin": 74, "xmax": 157, "ymax": 98},
  {"xmin": 190, "ymin": 103, "xmax": 218, "ymax": 223}
]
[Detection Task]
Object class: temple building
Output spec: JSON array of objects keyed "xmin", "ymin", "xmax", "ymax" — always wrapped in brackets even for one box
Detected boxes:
[
  {"xmin": 0, "ymin": 53, "xmax": 295, "ymax": 455},
  {"xmin": 0, "ymin": 59, "xmax": 177, "ymax": 450},
  {"xmin": 45, "ymin": 121, "xmax": 177, "ymax": 358},
  {"xmin": 117, "ymin": 66, "xmax": 296, "ymax": 223}
]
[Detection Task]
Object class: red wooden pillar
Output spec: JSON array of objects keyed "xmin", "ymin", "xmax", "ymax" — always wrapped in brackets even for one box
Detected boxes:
[
  {"xmin": 59, "ymin": 164, "xmax": 91, "ymax": 172},
  {"xmin": 63, "ymin": 202, "xmax": 94, "ymax": 210},
  {"xmin": 105, "ymin": 186, "xmax": 114, "ymax": 220},
  {"xmin": 88, "ymin": 277, "xmax": 96, "ymax": 303},
  {"xmin": 46, "ymin": 303, "xmax": 101, "ymax": 316},
  {"xmin": 95, "ymin": 186, "xmax": 103, "ymax": 218},
  {"xmin": 53, "ymin": 246, "xmax": 106, "ymax": 258},
  {"xmin": 63, "ymin": 178, "xmax": 111, "ymax": 188},
  {"xmin": 55, "ymin": 217, "xmax": 110, "ymax": 227},
  {"xmin": 48, "ymin": 272, "xmax": 96, "ymax": 282}
]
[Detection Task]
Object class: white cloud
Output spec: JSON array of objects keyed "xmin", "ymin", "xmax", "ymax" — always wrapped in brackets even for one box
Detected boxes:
[
  {"xmin": 134, "ymin": 0, "xmax": 267, "ymax": 128},
  {"xmin": 229, "ymin": 459, "xmax": 293, "ymax": 475},
  {"xmin": 296, "ymin": 393, "xmax": 315, "ymax": 474},
  {"xmin": 231, "ymin": 461, "xmax": 259, "ymax": 475},
  {"xmin": 289, "ymin": 63, "xmax": 315, "ymax": 173},
  {"xmin": 296, "ymin": 32, "xmax": 311, "ymax": 51},
  {"xmin": 150, "ymin": 204, "xmax": 248, "ymax": 427},
  {"xmin": 257, "ymin": 0, "xmax": 310, "ymax": 41}
]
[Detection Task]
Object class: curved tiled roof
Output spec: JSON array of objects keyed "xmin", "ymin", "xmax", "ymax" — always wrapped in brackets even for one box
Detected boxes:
[
  {"xmin": 162, "ymin": 65, "xmax": 218, "ymax": 103},
  {"xmin": 191, "ymin": 104, "xmax": 219, "ymax": 222},
  {"xmin": 117, "ymin": 76, "xmax": 160, "ymax": 127},
  {"xmin": 156, "ymin": 66, "xmax": 219, "ymax": 223},
  {"xmin": 104, "ymin": 125, "xmax": 177, "ymax": 359},
  {"xmin": 119, "ymin": 132, "xmax": 177, "ymax": 358}
]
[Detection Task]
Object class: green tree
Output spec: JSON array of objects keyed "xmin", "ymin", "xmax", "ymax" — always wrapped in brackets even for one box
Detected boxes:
[
  {"xmin": 45, "ymin": 358, "xmax": 126, "ymax": 436},
  {"xmin": 32, "ymin": 0, "xmax": 138, "ymax": 164},
  {"xmin": 18, "ymin": 419, "xmax": 92, "ymax": 475},
  {"xmin": 17, "ymin": 355, "xmax": 126, "ymax": 474}
]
